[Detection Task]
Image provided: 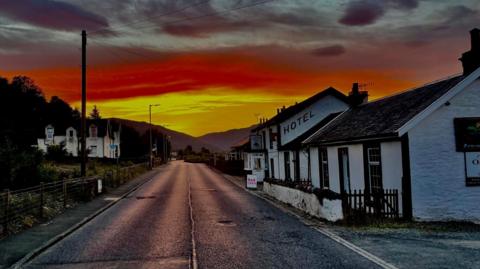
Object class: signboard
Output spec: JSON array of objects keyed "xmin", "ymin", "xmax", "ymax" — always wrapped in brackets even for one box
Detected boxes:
[
  {"xmin": 246, "ymin": 174, "xmax": 257, "ymax": 189},
  {"xmin": 250, "ymin": 135, "xmax": 263, "ymax": 150},
  {"xmin": 466, "ymin": 152, "xmax": 480, "ymax": 186},
  {"xmin": 454, "ymin": 118, "xmax": 480, "ymax": 151},
  {"xmin": 97, "ymin": 179, "xmax": 103, "ymax": 193}
]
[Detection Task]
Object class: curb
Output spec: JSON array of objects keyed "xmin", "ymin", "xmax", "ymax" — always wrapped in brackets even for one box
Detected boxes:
[
  {"xmin": 10, "ymin": 169, "xmax": 159, "ymax": 269},
  {"xmin": 218, "ymin": 172, "xmax": 399, "ymax": 269}
]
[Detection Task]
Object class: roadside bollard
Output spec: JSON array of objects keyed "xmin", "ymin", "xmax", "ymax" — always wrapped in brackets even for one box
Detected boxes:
[
  {"xmin": 3, "ymin": 189, "xmax": 9, "ymax": 236},
  {"xmin": 63, "ymin": 180, "xmax": 67, "ymax": 208},
  {"xmin": 39, "ymin": 182, "xmax": 44, "ymax": 219}
]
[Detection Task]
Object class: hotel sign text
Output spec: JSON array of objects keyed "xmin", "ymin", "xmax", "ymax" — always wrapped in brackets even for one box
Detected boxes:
[{"xmin": 283, "ymin": 111, "xmax": 315, "ymax": 135}]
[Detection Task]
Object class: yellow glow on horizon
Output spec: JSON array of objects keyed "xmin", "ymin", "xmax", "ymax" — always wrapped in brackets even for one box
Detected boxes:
[{"xmin": 73, "ymin": 88, "xmax": 310, "ymax": 136}]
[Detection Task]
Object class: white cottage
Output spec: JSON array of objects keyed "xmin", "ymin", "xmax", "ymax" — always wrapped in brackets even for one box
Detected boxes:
[
  {"xmin": 244, "ymin": 87, "xmax": 350, "ymax": 183},
  {"xmin": 303, "ymin": 28, "xmax": 480, "ymax": 221},
  {"xmin": 37, "ymin": 119, "xmax": 121, "ymax": 159}
]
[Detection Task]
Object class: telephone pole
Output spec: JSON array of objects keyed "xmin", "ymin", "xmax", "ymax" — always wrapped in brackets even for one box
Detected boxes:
[{"xmin": 80, "ymin": 30, "xmax": 87, "ymax": 177}]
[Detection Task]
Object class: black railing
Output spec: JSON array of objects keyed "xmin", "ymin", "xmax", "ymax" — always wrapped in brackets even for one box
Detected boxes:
[{"xmin": 344, "ymin": 189, "xmax": 399, "ymax": 219}]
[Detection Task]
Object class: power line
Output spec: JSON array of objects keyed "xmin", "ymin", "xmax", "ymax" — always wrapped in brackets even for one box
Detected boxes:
[{"xmin": 89, "ymin": 0, "xmax": 212, "ymax": 36}]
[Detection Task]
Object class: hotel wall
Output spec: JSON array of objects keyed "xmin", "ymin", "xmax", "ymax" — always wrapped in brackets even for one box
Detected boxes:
[
  {"xmin": 309, "ymin": 141, "xmax": 403, "ymax": 214},
  {"xmin": 409, "ymin": 79, "xmax": 480, "ymax": 221}
]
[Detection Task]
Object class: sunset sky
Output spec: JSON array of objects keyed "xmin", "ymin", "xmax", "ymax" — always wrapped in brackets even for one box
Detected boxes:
[{"xmin": 0, "ymin": 0, "xmax": 479, "ymax": 136}]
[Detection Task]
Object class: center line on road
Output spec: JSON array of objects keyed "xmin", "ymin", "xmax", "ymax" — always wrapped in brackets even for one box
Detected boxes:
[{"xmin": 187, "ymin": 166, "xmax": 199, "ymax": 269}]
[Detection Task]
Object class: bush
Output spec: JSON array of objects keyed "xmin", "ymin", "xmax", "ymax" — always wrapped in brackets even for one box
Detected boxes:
[{"xmin": 45, "ymin": 144, "xmax": 69, "ymax": 162}]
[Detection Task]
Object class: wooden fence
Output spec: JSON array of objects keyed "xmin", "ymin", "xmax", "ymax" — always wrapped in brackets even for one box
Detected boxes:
[{"xmin": 344, "ymin": 189, "xmax": 399, "ymax": 219}]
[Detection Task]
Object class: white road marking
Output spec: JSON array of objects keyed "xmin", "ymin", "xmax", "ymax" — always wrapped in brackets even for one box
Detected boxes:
[
  {"xmin": 219, "ymin": 172, "xmax": 400, "ymax": 269},
  {"xmin": 187, "ymin": 165, "xmax": 199, "ymax": 269}
]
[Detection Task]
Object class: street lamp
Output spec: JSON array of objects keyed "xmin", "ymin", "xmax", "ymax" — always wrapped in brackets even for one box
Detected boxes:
[{"xmin": 149, "ymin": 104, "xmax": 160, "ymax": 169}]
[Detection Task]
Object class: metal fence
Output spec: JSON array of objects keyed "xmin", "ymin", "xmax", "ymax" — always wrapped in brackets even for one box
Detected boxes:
[{"xmin": 0, "ymin": 162, "xmax": 149, "ymax": 236}]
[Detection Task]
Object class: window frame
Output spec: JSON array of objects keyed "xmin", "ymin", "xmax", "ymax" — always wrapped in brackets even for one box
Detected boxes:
[{"xmin": 319, "ymin": 148, "xmax": 330, "ymax": 189}]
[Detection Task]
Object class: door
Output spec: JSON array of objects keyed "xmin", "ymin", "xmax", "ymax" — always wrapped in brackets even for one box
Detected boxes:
[
  {"xmin": 284, "ymin": 152, "xmax": 291, "ymax": 180},
  {"xmin": 338, "ymin": 148, "xmax": 351, "ymax": 194}
]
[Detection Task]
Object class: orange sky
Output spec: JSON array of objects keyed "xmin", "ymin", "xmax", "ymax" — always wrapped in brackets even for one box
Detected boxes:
[{"xmin": 0, "ymin": 0, "xmax": 477, "ymax": 136}]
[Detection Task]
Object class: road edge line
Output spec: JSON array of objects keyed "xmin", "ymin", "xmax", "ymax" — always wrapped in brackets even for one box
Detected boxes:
[
  {"xmin": 10, "ymin": 169, "xmax": 160, "ymax": 269},
  {"xmin": 187, "ymin": 169, "xmax": 198, "ymax": 269},
  {"xmin": 217, "ymin": 171, "xmax": 399, "ymax": 269}
]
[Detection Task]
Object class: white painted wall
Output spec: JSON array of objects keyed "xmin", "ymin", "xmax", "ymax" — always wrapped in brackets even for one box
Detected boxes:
[
  {"xmin": 280, "ymin": 96, "xmax": 349, "ymax": 145},
  {"xmin": 409, "ymin": 79, "xmax": 480, "ymax": 221},
  {"xmin": 324, "ymin": 145, "xmax": 364, "ymax": 193},
  {"xmin": 263, "ymin": 182, "xmax": 344, "ymax": 222},
  {"xmin": 381, "ymin": 141, "xmax": 403, "ymax": 213},
  {"xmin": 309, "ymin": 147, "xmax": 321, "ymax": 188}
]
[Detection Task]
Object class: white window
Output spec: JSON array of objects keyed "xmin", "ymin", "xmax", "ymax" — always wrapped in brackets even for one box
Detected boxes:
[{"xmin": 367, "ymin": 146, "xmax": 382, "ymax": 192}]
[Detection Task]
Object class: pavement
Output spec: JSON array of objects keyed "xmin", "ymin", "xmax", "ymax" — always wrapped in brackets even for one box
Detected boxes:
[
  {"xmin": 18, "ymin": 161, "xmax": 383, "ymax": 269},
  {"xmin": 0, "ymin": 167, "xmax": 162, "ymax": 269}
]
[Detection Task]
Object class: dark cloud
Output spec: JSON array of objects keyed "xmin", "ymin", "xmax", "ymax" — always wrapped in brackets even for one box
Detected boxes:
[
  {"xmin": 339, "ymin": 0, "xmax": 419, "ymax": 26},
  {"xmin": 338, "ymin": 1, "xmax": 385, "ymax": 26},
  {"xmin": 0, "ymin": 0, "xmax": 109, "ymax": 32},
  {"xmin": 311, "ymin": 45, "xmax": 346, "ymax": 57}
]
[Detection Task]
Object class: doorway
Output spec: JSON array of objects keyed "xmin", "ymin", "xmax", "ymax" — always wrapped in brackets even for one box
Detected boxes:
[{"xmin": 338, "ymin": 148, "xmax": 351, "ymax": 194}]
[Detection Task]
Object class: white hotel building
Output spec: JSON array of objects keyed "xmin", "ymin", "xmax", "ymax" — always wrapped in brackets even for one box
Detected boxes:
[{"xmin": 244, "ymin": 28, "xmax": 480, "ymax": 222}]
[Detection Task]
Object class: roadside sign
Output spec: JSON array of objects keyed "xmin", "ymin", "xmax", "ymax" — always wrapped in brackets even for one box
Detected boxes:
[
  {"xmin": 246, "ymin": 174, "xmax": 257, "ymax": 189},
  {"xmin": 97, "ymin": 179, "xmax": 103, "ymax": 193}
]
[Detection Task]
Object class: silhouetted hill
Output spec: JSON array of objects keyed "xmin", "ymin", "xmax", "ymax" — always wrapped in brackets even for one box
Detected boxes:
[
  {"xmin": 109, "ymin": 118, "xmax": 219, "ymax": 152},
  {"xmin": 197, "ymin": 124, "xmax": 257, "ymax": 151}
]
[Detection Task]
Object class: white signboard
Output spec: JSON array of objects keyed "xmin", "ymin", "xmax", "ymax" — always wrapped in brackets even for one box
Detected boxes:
[
  {"xmin": 466, "ymin": 152, "xmax": 480, "ymax": 186},
  {"xmin": 97, "ymin": 179, "xmax": 103, "ymax": 193},
  {"xmin": 246, "ymin": 174, "xmax": 257, "ymax": 189}
]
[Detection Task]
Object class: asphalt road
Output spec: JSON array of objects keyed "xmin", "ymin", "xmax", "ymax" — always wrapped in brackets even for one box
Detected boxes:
[{"xmin": 26, "ymin": 161, "xmax": 380, "ymax": 269}]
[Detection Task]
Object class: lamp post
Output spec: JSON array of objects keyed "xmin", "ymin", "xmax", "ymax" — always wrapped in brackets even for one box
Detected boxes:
[{"xmin": 149, "ymin": 104, "xmax": 160, "ymax": 169}]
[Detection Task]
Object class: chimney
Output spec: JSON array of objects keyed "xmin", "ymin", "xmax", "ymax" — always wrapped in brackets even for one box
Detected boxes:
[
  {"xmin": 348, "ymin": 82, "xmax": 368, "ymax": 107},
  {"xmin": 460, "ymin": 28, "xmax": 480, "ymax": 75}
]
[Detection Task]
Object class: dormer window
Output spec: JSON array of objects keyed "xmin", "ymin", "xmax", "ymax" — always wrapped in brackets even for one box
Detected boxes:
[
  {"xmin": 69, "ymin": 130, "xmax": 74, "ymax": 137},
  {"xmin": 89, "ymin": 125, "xmax": 98, "ymax": 138},
  {"xmin": 46, "ymin": 125, "xmax": 54, "ymax": 140}
]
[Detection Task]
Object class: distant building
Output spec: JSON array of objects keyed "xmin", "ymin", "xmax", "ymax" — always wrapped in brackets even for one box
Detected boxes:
[
  {"xmin": 37, "ymin": 119, "xmax": 121, "ymax": 159},
  {"xmin": 225, "ymin": 138, "xmax": 249, "ymax": 161}
]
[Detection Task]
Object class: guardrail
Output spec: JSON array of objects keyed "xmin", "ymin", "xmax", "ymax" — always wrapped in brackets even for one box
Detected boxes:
[{"xmin": 0, "ymin": 162, "xmax": 149, "ymax": 236}]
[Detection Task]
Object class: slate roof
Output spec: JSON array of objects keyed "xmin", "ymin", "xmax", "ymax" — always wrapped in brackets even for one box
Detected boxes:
[
  {"xmin": 252, "ymin": 87, "xmax": 348, "ymax": 132},
  {"xmin": 304, "ymin": 75, "xmax": 466, "ymax": 145}
]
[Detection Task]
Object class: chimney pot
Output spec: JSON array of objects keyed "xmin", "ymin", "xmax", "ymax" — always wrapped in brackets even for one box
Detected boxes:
[
  {"xmin": 471, "ymin": 28, "xmax": 480, "ymax": 51},
  {"xmin": 460, "ymin": 28, "xmax": 480, "ymax": 75}
]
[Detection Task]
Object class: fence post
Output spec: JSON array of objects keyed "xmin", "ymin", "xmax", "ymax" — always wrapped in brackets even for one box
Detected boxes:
[
  {"xmin": 63, "ymin": 180, "xmax": 67, "ymax": 208},
  {"xmin": 3, "ymin": 189, "xmax": 9, "ymax": 236},
  {"xmin": 39, "ymin": 182, "xmax": 44, "ymax": 218}
]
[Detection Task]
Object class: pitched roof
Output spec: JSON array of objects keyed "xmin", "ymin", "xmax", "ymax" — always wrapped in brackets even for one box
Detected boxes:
[
  {"xmin": 304, "ymin": 75, "xmax": 466, "ymax": 145},
  {"xmin": 252, "ymin": 87, "xmax": 348, "ymax": 131}
]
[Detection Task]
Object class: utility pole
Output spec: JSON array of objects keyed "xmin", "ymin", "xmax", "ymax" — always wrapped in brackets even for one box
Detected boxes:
[
  {"xmin": 80, "ymin": 30, "xmax": 87, "ymax": 177},
  {"xmin": 149, "ymin": 104, "xmax": 160, "ymax": 169}
]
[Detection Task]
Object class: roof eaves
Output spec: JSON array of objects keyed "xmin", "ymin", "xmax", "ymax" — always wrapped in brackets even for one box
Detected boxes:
[{"xmin": 397, "ymin": 67, "xmax": 480, "ymax": 136}]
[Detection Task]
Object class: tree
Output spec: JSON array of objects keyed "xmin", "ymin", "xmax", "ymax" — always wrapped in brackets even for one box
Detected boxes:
[{"xmin": 89, "ymin": 105, "xmax": 101, "ymax": 120}]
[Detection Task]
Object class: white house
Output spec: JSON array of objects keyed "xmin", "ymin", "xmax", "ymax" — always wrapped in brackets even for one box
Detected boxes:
[
  {"xmin": 37, "ymin": 119, "xmax": 121, "ymax": 159},
  {"xmin": 244, "ymin": 87, "xmax": 350, "ymax": 183},
  {"xmin": 303, "ymin": 28, "xmax": 480, "ymax": 222}
]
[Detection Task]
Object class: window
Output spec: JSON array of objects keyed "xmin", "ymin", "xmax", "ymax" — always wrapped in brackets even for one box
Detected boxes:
[
  {"xmin": 319, "ymin": 149, "xmax": 329, "ymax": 189},
  {"xmin": 254, "ymin": 157, "xmax": 262, "ymax": 169},
  {"xmin": 90, "ymin": 145, "xmax": 97, "ymax": 156},
  {"xmin": 269, "ymin": 128, "xmax": 275, "ymax": 149},
  {"xmin": 284, "ymin": 152, "xmax": 291, "ymax": 180},
  {"xmin": 46, "ymin": 126, "xmax": 54, "ymax": 139},
  {"xmin": 262, "ymin": 131, "xmax": 266, "ymax": 150},
  {"xmin": 89, "ymin": 125, "xmax": 98, "ymax": 138},
  {"xmin": 270, "ymin": 159, "xmax": 275, "ymax": 178},
  {"xmin": 366, "ymin": 146, "xmax": 382, "ymax": 192},
  {"xmin": 292, "ymin": 151, "xmax": 299, "ymax": 180},
  {"xmin": 69, "ymin": 130, "xmax": 74, "ymax": 137}
]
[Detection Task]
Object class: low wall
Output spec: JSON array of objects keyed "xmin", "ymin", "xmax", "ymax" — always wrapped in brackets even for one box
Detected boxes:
[{"xmin": 263, "ymin": 182, "xmax": 343, "ymax": 222}]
